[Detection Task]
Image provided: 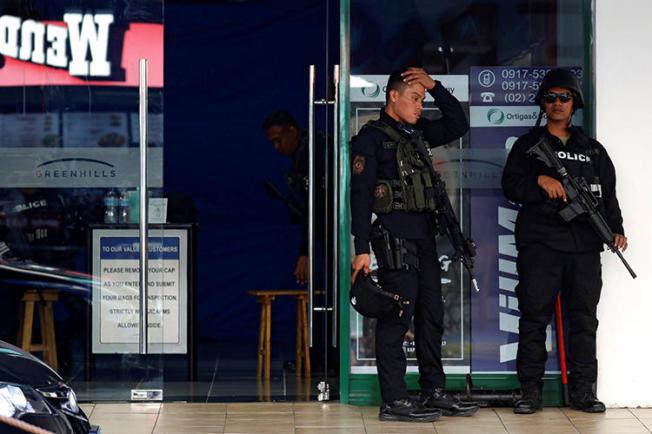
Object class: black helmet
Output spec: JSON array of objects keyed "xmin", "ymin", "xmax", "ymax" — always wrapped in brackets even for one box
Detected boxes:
[
  {"xmin": 350, "ymin": 271, "xmax": 410, "ymax": 319},
  {"xmin": 534, "ymin": 68, "xmax": 584, "ymax": 109}
]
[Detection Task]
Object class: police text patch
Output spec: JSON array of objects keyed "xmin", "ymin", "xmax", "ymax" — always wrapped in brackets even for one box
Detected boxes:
[{"xmin": 556, "ymin": 151, "xmax": 591, "ymax": 163}]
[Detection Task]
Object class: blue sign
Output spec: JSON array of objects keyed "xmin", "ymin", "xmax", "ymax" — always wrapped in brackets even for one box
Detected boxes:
[{"xmin": 468, "ymin": 66, "xmax": 583, "ymax": 373}]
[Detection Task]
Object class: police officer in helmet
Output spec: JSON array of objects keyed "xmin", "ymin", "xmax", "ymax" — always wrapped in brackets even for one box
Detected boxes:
[
  {"xmin": 502, "ymin": 68, "xmax": 627, "ymax": 414},
  {"xmin": 350, "ymin": 67, "xmax": 479, "ymax": 422}
]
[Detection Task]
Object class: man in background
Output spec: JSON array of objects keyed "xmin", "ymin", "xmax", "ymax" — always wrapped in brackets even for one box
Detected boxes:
[{"xmin": 263, "ymin": 110, "xmax": 325, "ymax": 284}]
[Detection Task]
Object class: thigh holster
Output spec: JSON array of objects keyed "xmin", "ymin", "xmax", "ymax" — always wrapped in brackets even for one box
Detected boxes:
[{"xmin": 370, "ymin": 222, "xmax": 419, "ymax": 271}]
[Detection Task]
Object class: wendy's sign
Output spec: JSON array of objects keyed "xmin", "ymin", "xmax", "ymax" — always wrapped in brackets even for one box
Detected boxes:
[{"xmin": 0, "ymin": 13, "xmax": 163, "ymax": 87}]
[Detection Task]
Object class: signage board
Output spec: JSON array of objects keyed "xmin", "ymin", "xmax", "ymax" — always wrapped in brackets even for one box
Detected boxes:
[{"xmin": 91, "ymin": 228, "xmax": 188, "ymax": 354}]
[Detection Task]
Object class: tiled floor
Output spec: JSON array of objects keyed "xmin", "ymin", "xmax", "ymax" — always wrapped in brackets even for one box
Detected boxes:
[{"xmin": 81, "ymin": 402, "xmax": 652, "ymax": 434}]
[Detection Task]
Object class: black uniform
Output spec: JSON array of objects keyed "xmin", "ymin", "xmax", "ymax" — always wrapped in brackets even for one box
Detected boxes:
[
  {"xmin": 0, "ymin": 189, "xmax": 74, "ymax": 265},
  {"xmin": 502, "ymin": 126, "xmax": 624, "ymax": 391},
  {"xmin": 350, "ymin": 82, "xmax": 468, "ymax": 402},
  {"xmin": 0, "ymin": 189, "xmax": 78, "ymax": 345},
  {"xmin": 286, "ymin": 130, "xmax": 326, "ymax": 256},
  {"xmin": 287, "ymin": 130, "xmax": 338, "ymax": 373}
]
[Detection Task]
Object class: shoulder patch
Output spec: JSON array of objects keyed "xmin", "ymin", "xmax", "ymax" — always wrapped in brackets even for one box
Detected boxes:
[{"xmin": 352, "ymin": 155, "xmax": 365, "ymax": 175}]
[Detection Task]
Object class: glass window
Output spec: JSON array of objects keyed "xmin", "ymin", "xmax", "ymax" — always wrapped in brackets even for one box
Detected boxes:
[
  {"xmin": 0, "ymin": 0, "xmax": 164, "ymax": 401},
  {"xmin": 348, "ymin": 0, "xmax": 592, "ymax": 378}
]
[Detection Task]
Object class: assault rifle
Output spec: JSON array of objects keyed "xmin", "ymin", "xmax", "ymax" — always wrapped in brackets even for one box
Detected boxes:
[
  {"xmin": 263, "ymin": 181, "xmax": 305, "ymax": 222},
  {"xmin": 431, "ymin": 170, "xmax": 480, "ymax": 292},
  {"xmin": 387, "ymin": 123, "xmax": 480, "ymax": 291},
  {"xmin": 526, "ymin": 138, "xmax": 636, "ymax": 279}
]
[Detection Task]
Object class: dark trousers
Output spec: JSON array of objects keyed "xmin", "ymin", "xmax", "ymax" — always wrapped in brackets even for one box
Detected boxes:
[
  {"xmin": 376, "ymin": 237, "xmax": 443, "ymax": 402},
  {"xmin": 515, "ymin": 244, "xmax": 602, "ymax": 389}
]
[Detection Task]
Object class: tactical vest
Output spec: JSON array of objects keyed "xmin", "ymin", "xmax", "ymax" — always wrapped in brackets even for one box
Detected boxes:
[{"xmin": 365, "ymin": 120, "xmax": 437, "ymax": 213}]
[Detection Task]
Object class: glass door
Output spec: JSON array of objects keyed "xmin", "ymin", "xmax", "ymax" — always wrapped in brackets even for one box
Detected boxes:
[
  {"xmin": 307, "ymin": 60, "xmax": 341, "ymax": 400},
  {"xmin": 0, "ymin": 0, "xmax": 166, "ymax": 401},
  {"xmin": 144, "ymin": 0, "xmax": 342, "ymax": 402}
]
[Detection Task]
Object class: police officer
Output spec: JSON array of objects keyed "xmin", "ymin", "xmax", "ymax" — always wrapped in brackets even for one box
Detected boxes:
[
  {"xmin": 263, "ymin": 111, "xmax": 338, "ymax": 376},
  {"xmin": 0, "ymin": 188, "xmax": 70, "ymax": 344},
  {"xmin": 350, "ymin": 67, "xmax": 478, "ymax": 422},
  {"xmin": 263, "ymin": 110, "xmax": 325, "ymax": 284},
  {"xmin": 502, "ymin": 68, "xmax": 627, "ymax": 414},
  {"xmin": 0, "ymin": 188, "xmax": 83, "ymax": 371}
]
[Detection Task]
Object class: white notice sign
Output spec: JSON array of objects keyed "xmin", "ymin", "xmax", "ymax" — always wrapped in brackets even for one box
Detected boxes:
[{"xmin": 91, "ymin": 228, "xmax": 188, "ymax": 354}]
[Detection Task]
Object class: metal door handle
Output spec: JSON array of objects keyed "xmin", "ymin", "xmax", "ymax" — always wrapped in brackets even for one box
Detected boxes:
[
  {"xmin": 308, "ymin": 64, "xmax": 339, "ymax": 348},
  {"xmin": 308, "ymin": 65, "xmax": 316, "ymax": 347},
  {"xmin": 331, "ymin": 64, "xmax": 340, "ymax": 348},
  {"xmin": 138, "ymin": 58, "xmax": 149, "ymax": 354}
]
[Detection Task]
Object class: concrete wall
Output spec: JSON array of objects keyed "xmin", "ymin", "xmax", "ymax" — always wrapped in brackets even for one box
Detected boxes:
[{"xmin": 595, "ymin": 0, "xmax": 652, "ymax": 407}]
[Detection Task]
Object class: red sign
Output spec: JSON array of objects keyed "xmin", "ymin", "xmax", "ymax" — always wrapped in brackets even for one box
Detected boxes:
[{"xmin": 0, "ymin": 14, "xmax": 163, "ymax": 87}]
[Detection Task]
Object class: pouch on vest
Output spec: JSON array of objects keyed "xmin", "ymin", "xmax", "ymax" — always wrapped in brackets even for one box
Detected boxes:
[
  {"xmin": 366, "ymin": 120, "xmax": 438, "ymax": 213},
  {"xmin": 372, "ymin": 180, "xmax": 394, "ymax": 214}
]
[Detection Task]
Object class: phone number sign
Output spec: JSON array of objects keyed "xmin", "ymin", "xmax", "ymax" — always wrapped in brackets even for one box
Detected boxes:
[{"xmin": 470, "ymin": 66, "xmax": 582, "ymax": 106}]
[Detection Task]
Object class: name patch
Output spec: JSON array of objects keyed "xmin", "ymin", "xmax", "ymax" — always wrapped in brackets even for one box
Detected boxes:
[{"xmin": 556, "ymin": 151, "xmax": 591, "ymax": 163}]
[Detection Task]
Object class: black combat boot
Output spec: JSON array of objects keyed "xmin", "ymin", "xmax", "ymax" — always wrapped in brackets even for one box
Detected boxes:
[
  {"xmin": 513, "ymin": 383, "xmax": 543, "ymax": 414},
  {"xmin": 420, "ymin": 388, "xmax": 479, "ymax": 417},
  {"xmin": 569, "ymin": 387, "xmax": 606, "ymax": 413},
  {"xmin": 378, "ymin": 398, "xmax": 442, "ymax": 422}
]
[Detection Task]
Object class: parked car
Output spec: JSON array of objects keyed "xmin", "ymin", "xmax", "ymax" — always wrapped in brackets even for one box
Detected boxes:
[{"xmin": 0, "ymin": 340, "xmax": 99, "ymax": 434}]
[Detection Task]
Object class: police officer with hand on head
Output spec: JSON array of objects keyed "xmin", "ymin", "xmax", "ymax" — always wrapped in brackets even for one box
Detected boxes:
[
  {"xmin": 350, "ymin": 67, "xmax": 479, "ymax": 422},
  {"xmin": 502, "ymin": 69, "xmax": 627, "ymax": 414}
]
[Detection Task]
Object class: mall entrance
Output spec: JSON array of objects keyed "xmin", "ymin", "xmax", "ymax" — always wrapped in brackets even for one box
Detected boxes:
[{"xmin": 0, "ymin": 0, "xmax": 594, "ymax": 405}]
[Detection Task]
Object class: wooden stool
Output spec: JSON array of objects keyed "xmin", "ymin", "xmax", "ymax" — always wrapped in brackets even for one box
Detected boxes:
[
  {"xmin": 248, "ymin": 290, "xmax": 310, "ymax": 379},
  {"xmin": 17, "ymin": 289, "xmax": 58, "ymax": 371}
]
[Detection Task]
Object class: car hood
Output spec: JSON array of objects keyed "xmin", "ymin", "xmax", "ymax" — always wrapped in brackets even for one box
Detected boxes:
[{"xmin": 0, "ymin": 340, "xmax": 62, "ymax": 387}]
